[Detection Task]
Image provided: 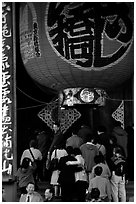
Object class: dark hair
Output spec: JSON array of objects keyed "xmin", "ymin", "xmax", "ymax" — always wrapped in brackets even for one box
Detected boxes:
[
  {"xmin": 66, "ymin": 146, "xmax": 74, "ymax": 155},
  {"xmin": 91, "ymin": 188, "xmax": 100, "ymax": 199},
  {"xmin": 73, "ymin": 148, "xmax": 82, "ymax": 156},
  {"xmin": 27, "ymin": 182, "xmax": 35, "ymax": 187},
  {"xmin": 94, "ymin": 166, "xmax": 103, "ymax": 176},
  {"xmin": 55, "ymin": 142, "xmax": 66, "ymax": 149},
  {"xmin": 49, "ymin": 186, "xmax": 54, "ymax": 195},
  {"xmin": 97, "ymin": 125, "xmax": 107, "ymax": 133},
  {"xmin": 46, "ymin": 186, "xmax": 54, "ymax": 194},
  {"xmin": 86, "ymin": 134, "xmax": 94, "ymax": 142},
  {"xmin": 94, "ymin": 155, "xmax": 105, "ymax": 164},
  {"xmin": 114, "ymin": 147, "xmax": 123, "ymax": 155},
  {"xmin": 21, "ymin": 158, "xmax": 31, "ymax": 169},
  {"xmin": 29, "ymin": 140, "xmax": 37, "ymax": 148}
]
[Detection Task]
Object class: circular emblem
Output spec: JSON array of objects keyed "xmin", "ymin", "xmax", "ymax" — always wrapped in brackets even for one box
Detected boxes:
[
  {"xmin": 80, "ymin": 88, "xmax": 94, "ymax": 103},
  {"xmin": 45, "ymin": 2, "xmax": 133, "ymax": 71}
]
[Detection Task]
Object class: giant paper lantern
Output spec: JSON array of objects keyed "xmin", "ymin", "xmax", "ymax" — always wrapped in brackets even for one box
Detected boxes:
[{"xmin": 19, "ymin": 2, "xmax": 134, "ymax": 98}]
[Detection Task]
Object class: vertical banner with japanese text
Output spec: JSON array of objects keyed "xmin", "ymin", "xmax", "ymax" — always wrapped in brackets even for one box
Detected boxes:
[{"xmin": 2, "ymin": 2, "xmax": 16, "ymax": 181}]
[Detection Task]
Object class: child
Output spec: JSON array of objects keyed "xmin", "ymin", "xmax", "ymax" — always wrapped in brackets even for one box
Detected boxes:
[
  {"xmin": 88, "ymin": 166, "xmax": 112, "ymax": 202},
  {"xmin": 86, "ymin": 188, "xmax": 102, "ymax": 202}
]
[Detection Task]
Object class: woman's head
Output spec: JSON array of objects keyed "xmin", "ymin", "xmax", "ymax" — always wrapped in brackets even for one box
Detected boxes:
[
  {"xmin": 73, "ymin": 148, "xmax": 82, "ymax": 156},
  {"xmin": 94, "ymin": 166, "xmax": 103, "ymax": 176},
  {"xmin": 91, "ymin": 188, "xmax": 100, "ymax": 199},
  {"xmin": 29, "ymin": 140, "xmax": 37, "ymax": 148},
  {"xmin": 113, "ymin": 146, "xmax": 123, "ymax": 156},
  {"xmin": 21, "ymin": 158, "xmax": 31, "ymax": 169},
  {"xmin": 66, "ymin": 146, "xmax": 74, "ymax": 155}
]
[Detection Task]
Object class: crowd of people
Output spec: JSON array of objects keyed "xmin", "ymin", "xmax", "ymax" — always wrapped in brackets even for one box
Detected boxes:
[{"xmin": 14, "ymin": 121, "xmax": 134, "ymax": 202}]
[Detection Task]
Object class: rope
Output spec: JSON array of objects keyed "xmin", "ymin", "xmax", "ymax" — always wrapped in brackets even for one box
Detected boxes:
[
  {"xmin": 17, "ymin": 104, "xmax": 46, "ymax": 110},
  {"xmin": 17, "ymin": 87, "xmax": 47, "ymax": 104},
  {"xmin": 105, "ymin": 96, "xmax": 133, "ymax": 102}
]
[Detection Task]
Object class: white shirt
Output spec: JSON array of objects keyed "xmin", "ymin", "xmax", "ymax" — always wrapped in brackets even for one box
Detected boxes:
[
  {"xmin": 51, "ymin": 149, "xmax": 67, "ymax": 160},
  {"xmin": 20, "ymin": 147, "xmax": 42, "ymax": 165},
  {"xmin": 26, "ymin": 194, "xmax": 32, "ymax": 202},
  {"xmin": 96, "ymin": 143, "xmax": 106, "ymax": 156},
  {"xmin": 67, "ymin": 155, "xmax": 87, "ymax": 182}
]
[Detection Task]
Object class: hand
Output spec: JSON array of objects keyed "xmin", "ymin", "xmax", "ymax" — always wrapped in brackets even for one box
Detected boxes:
[
  {"xmin": 66, "ymin": 161, "xmax": 71, "ymax": 165},
  {"xmin": 125, "ymin": 180, "xmax": 128, "ymax": 184}
]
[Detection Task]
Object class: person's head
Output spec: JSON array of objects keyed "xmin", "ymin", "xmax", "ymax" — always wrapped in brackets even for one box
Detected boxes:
[
  {"xmin": 29, "ymin": 139, "xmax": 37, "ymax": 148},
  {"xmin": 94, "ymin": 166, "xmax": 103, "ymax": 176},
  {"xmin": 73, "ymin": 148, "xmax": 82, "ymax": 156},
  {"xmin": 21, "ymin": 157, "xmax": 31, "ymax": 169},
  {"xmin": 97, "ymin": 126, "xmax": 107, "ymax": 134},
  {"xmin": 56, "ymin": 141, "xmax": 66, "ymax": 149},
  {"xmin": 94, "ymin": 154, "xmax": 105, "ymax": 164},
  {"xmin": 90, "ymin": 188, "xmax": 100, "ymax": 200},
  {"xmin": 53, "ymin": 123, "xmax": 59, "ymax": 133},
  {"xmin": 66, "ymin": 146, "xmax": 74, "ymax": 155},
  {"xmin": 113, "ymin": 147, "xmax": 123, "ymax": 157},
  {"xmin": 36, "ymin": 130, "xmax": 45, "ymax": 139},
  {"xmin": 44, "ymin": 186, "xmax": 54, "ymax": 200},
  {"xmin": 86, "ymin": 134, "xmax": 94, "ymax": 143},
  {"xmin": 109, "ymin": 136, "xmax": 117, "ymax": 145},
  {"xmin": 26, "ymin": 182, "xmax": 35, "ymax": 195}
]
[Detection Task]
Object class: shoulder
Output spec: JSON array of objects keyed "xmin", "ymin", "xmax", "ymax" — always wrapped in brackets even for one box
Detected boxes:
[
  {"xmin": 101, "ymin": 177, "xmax": 110, "ymax": 184},
  {"xmin": 80, "ymin": 143, "xmax": 86, "ymax": 148},
  {"xmin": 21, "ymin": 149, "xmax": 28, "ymax": 156},
  {"xmin": 100, "ymin": 144, "xmax": 106, "ymax": 149},
  {"xmin": 24, "ymin": 149, "xmax": 29, "ymax": 153},
  {"xmin": 58, "ymin": 149, "xmax": 67, "ymax": 156},
  {"xmin": 33, "ymin": 192, "xmax": 43, "ymax": 201},
  {"xmin": 35, "ymin": 148, "xmax": 42, "ymax": 155},
  {"xmin": 16, "ymin": 167, "xmax": 22, "ymax": 173},
  {"xmin": 19, "ymin": 194, "xmax": 26, "ymax": 202},
  {"xmin": 50, "ymin": 196, "xmax": 60, "ymax": 202},
  {"xmin": 101, "ymin": 163, "xmax": 107, "ymax": 168},
  {"xmin": 33, "ymin": 191, "xmax": 42, "ymax": 196},
  {"xmin": 95, "ymin": 176, "xmax": 106, "ymax": 182},
  {"xmin": 16, "ymin": 168, "xmax": 23, "ymax": 176},
  {"xmin": 75, "ymin": 155, "xmax": 80, "ymax": 159},
  {"xmin": 35, "ymin": 148, "xmax": 41, "ymax": 152},
  {"xmin": 67, "ymin": 136, "xmax": 72, "ymax": 141},
  {"xmin": 28, "ymin": 165, "xmax": 35, "ymax": 172}
]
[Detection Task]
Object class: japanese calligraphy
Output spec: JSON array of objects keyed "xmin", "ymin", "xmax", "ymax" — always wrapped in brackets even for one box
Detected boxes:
[
  {"xmin": 20, "ymin": 3, "xmax": 41, "ymax": 64},
  {"xmin": 46, "ymin": 2, "xmax": 133, "ymax": 69},
  {"xmin": 2, "ymin": 2, "xmax": 13, "ymax": 178}
]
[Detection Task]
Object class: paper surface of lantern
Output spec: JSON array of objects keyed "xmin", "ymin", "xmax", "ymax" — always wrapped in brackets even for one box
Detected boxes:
[{"xmin": 19, "ymin": 2, "xmax": 134, "ymax": 94}]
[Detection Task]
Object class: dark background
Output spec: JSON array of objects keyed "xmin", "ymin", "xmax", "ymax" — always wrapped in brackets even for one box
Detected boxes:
[
  {"xmin": 16, "ymin": 3, "xmax": 57, "ymax": 166},
  {"xmin": 15, "ymin": 3, "xmax": 134, "ymax": 168}
]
